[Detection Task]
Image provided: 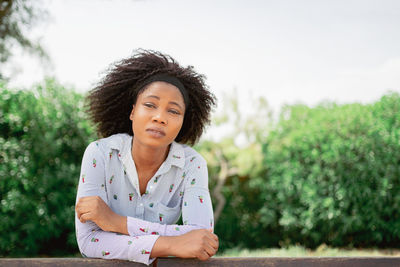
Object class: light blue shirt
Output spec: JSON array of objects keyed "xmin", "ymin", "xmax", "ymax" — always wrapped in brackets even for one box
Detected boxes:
[{"xmin": 75, "ymin": 133, "xmax": 214, "ymax": 265}]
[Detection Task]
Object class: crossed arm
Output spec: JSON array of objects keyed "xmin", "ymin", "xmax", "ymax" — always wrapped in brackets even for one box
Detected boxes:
[
  {"xmin": 75, "ymin": 142, "xmax": 219, "ymax": 264},
  {"xmin": 75, "ymin": 196, "xmax": 219, "ymax": 260}
]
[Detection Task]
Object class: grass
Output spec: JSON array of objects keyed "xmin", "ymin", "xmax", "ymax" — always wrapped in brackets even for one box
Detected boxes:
[{"xmin": 217, "ymin": 245, "xmax": 400, "ymax": 257}]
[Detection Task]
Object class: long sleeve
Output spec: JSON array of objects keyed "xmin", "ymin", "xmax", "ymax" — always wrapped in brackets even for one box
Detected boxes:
[
  {"xmin": 126, "ymin": 214, "xmax": 203, "ymax": 237},
  {"xmin": 75, "ymin": 142, "xmax": 159, "ymax": 265},
  {"xmin": 181, "ymin": 156, "xmax": 214, "ymax": 229}
]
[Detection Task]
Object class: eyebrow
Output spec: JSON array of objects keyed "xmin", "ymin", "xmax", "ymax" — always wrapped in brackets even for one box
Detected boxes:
[{"xmin": 144, "ymin": 95, "xmax": 184, "ymax": 110}]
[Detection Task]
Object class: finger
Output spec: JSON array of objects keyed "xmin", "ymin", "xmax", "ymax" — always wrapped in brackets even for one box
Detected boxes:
[
  {"xmin": 203, "ymin": 242, "xmax": 216, "ymax": 257},
  {"xmin": 204, "ymin": 233, "xmax": 218, "ymax": 246},
  {"xmin": 75, "ymin": 204, "xmax": 84, "ymax": 219},
  {"xmin": 211, "ymin": 233, "xmax": 219, "ymax": 242},
  {"xmin": 79, "ymin": 212, "xmax": 91, "ymax": 223},
  {"xmin": 198, "ymin": 250, "xmax": 210, "ymax": 261},
  {"xmin": 78, "ymin": 196, "xmax": 100, "ymax": 204},
  {"xmin": 206, "ymin": 236, "xmax": 219, "ymax": 250},
  {"xmin": 76, "ymin": 202, "xmax": 92, "ymax": 219},
  {"xmin": 204, "ymin": 230, "xmax": 219, "ymax": 242}
]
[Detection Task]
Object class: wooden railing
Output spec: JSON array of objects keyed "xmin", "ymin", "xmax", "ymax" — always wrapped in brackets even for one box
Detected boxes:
[{"xmin": 1, "ymin": 257, "xmax": 400, "ymax": 267}]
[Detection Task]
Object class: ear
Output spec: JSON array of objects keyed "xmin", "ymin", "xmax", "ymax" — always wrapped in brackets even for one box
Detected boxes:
[{"xmin": 129, "ymin": 105, "xmax": 135, "ymax": 120}]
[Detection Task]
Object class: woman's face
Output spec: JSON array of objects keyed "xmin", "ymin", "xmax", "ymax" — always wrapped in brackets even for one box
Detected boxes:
[{"xmin": 130, "ymin": 81, "xmax": 185, "ymax": 148}]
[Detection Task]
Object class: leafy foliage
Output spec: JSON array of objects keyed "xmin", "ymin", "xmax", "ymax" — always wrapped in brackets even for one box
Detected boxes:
[
  {"xmin": 1, "ymin": 79, "xmax": 399, "ymax": 256},
  {"xmin": 259, "ymin": 93, "xmax": 400, "ymax": 248},
  {"xmin": 196, "ymin": 93, "xmax": 274, "ymax": 250},
  {"xmin": 0, "ymin": 80, "xmax": 95, "ymax": 256}
]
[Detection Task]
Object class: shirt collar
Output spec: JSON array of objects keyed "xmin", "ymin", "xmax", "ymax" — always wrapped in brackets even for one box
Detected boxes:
[
  {"xmin": 164, "ymin": 141, "xmax": 185, "ymax": 169},
  {"xmin": 106, "ymin": 133, "xmax": 131, "ymax": 152}
]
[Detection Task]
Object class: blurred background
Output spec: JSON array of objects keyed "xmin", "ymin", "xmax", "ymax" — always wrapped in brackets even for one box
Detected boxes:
[{"xmin": 1, "ymin": 0, "xmax": 400, "ymax": 257}]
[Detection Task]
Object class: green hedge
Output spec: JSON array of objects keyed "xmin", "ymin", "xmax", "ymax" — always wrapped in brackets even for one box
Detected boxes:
[
  {"xmin": 0, "ymin": 80, "xmax": 95, "ymax": 256},
  {"xmin": 257, "ymin": 93, "xmax": 400, "ymax": 248},
  {"xmin": 1, "ymin": 79, "xmax": 399, "ymax": 255}
]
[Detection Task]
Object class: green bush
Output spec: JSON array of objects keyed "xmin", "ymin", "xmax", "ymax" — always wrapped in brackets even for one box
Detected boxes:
[
  {"xmin": 1, "ymin": 79, "xmax": 399, "ymax": 255},
  {"xmin": 259, "ymin": 93, "xmax": 400, "ymax": 248},
  {"xmin": 0, "ymin": 80, "xmax": 95, "ymax": 256}
]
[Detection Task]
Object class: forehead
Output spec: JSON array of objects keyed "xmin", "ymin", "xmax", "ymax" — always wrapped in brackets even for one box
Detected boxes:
[{"xmin": 139, "ymin": 81, "xmax": 185, "ymax": 103}]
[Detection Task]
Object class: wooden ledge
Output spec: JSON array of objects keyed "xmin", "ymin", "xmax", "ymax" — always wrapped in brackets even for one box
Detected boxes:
[{"xmin": 1, "ymin": 257, "xmax": 400, "ymax": 267}]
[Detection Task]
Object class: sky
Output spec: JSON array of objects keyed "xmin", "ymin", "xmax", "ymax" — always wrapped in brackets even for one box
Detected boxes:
[{"xmin": 6, "ymin": 0, "xmax": 400, "ymax": 117}]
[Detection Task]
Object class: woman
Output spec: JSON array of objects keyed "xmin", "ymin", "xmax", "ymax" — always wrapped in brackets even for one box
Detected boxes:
[{"xmin": 75, "ymin": 50, "xmax": 218, "ymax": 265}]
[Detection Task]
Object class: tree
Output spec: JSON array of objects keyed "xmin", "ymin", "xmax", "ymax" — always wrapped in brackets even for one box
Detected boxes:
[
  {"xmin": 0, "ymin": 0, "xmax": 49, "ymax": 79},
  {"xmin": 196, "ymin": 90, "xmax": 273, "ymax": 250}
]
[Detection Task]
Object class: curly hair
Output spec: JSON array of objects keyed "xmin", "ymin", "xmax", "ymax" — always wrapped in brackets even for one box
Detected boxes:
[{"xmin": 86, "ymin": 49, "xmax": 216, "ymax": 145}]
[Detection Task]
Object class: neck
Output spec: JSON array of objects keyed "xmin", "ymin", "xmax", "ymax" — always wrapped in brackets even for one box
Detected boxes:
[{"xmin": 131, "ymin": 137, "xmax": 170, "ymax": 172}]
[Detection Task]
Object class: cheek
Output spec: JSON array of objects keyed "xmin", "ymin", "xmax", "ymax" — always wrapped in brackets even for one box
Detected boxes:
[{"xmin": 171, "ymin": 117, "xmax": 184, "ymax": 133}]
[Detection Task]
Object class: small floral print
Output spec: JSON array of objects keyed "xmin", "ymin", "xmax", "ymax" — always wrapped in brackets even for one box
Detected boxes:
[
  {"xmin": 159, "ymin": 213, "xmax": 164, "ymax": 222},
  {"xmin": 128, "ymin": 240, "xmax": 132, "ymax": 245},
  {"xmin": 198, "ymin": 196, "xmax": 204, "ymax": 203},
  {"xmin": 175, "ymin": 227, "xmax": 180, "ymax": 231},
  {"xmin": 101, "ymin": 184, "xmax": 105, "ymax": 189},
  {"xmin": 151, "ymin": 231, "xmax": 159, "ymax": 235},
  {"xmin": 173, "ymin": 155, "xmax": 181, "ymax": 159},
  {"xmin": 93, "ymin": 158, "xmax": 97, "ymax": 168},
  {"xmin": 149, "ymin": 203, "xmax": 154, "ymax": 208},
  {"xmin": 102, "ymin": 251, "xmax": 110, "ymax": 256},
  {"xmin": 169, "ymin": 184, "xmax": 174, "ymax": 193},
  {"xmin": 190, "ymin": 156, "xmax": 196, "ymax": 162},
  {"xmin": 118, "ymin": 153, "xmax": 121, "ymax": 157},
  {"xmin": 91, "ymin": 238, "xmax": 99, "ymax": 242},
  {"xmin": 109, "ymin": 152, "xmax": 112, "ymax": 159},
  {"xmin": 179, "ymin": 191, "xmax": 184, "ymax": 197},
  {"xmin": 182, "ymin": 172, "xmax": 186, "ymax": 178},
  {"xmin": 141, "ymin": 249, "xmax": 150, "ymax": 255},
  {"xmin": 109, "ymin": 175, "xmax": 114, "ymax": 184},
  {"xmin": 184, "ymin": 201, "xmax": 187, "ymax": 206},
  {"xmin": 95, "ymin": 142, "xmax": 99, "ymax": 147},
  {"xmin": 191, "ymin": 178, "xmax": 196, "ymax": 185},
  {"xmin": 129, "ymin": 193, "xmax": 134, "ymax": 201},
  {"xmin": 197, "ymin": 166, "xmax": 200, "ymax": 169},
  {"xmin": 144, "ymin": 190, "xmax": 149, "ymax": 195},
  {"xmin": 113, "ymin": 194, "xmax": 117, "ymax": 200},
  {"xmin": 140, "ymin": 227, "xmax": 148, "ymax": 233},
  {"xmin": 154, "ymin": 175, "xmax": 160, "ymax": 183},
  {"xmin": 82, "ymin": 175, "xmax": 85, "ymax": 183}
]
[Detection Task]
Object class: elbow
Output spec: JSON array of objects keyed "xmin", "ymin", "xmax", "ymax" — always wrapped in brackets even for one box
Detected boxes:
[
  {"xmin": 76, "ymin": 228, "xmax": 99, "ymax": 258},
  {"xmin": 76, "ymin": 233, "xmax": 91, "ymax": 258}
]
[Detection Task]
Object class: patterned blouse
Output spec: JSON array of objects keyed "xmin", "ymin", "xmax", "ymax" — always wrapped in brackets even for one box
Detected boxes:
[{"xmin": 75, "ymin": 133, "xmax": 214, "ymax": 265}]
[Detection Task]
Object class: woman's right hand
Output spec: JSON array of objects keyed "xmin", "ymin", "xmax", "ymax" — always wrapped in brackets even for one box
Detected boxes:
[{"xmin": 151, "ymin": 229, "xmax": 219, "ymax": 260}]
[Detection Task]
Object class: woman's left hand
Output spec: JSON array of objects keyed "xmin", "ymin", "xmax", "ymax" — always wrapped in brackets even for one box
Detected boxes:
[{"xmin": 76, "ymin": 196, "xmax": 128, "ymax": 234}]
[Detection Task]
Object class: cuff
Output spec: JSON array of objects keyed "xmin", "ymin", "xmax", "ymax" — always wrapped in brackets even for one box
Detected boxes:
[{"xmin": 128, "ymin": 234, "xmax": 160, "ymax": 265}]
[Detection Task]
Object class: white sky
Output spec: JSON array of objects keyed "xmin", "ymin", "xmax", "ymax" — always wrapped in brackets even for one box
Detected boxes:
[{"xmin": 7, "ymin": 0, "xmax": 400, "ymax": 116}]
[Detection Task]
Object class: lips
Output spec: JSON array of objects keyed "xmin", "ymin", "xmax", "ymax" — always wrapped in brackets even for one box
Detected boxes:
[{"xmin": 146, "ymin": 127, "xmax": 166, "ymax": 138}]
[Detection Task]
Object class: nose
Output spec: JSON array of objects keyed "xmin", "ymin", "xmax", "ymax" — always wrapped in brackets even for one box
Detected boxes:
[{"xmin": 152, "ymin": 111, "xmax": 167, "ymax": 125}]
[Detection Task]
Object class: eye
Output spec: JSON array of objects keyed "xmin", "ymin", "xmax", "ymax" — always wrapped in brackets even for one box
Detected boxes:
[
  {"xmin": 144, "ymin": 103, "xmax": 156, "ymax": 109},
  {"xmin": 169, "ymin": 109, "xmax": 181, "ymax": 115}
]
